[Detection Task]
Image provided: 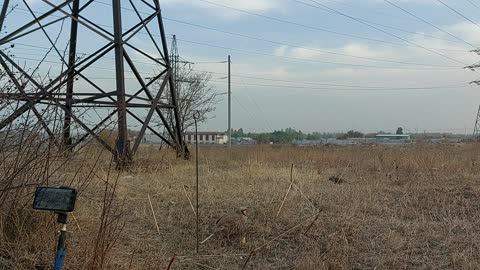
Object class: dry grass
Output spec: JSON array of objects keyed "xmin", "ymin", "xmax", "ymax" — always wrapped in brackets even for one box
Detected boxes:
[{"xmin": 4, "ymin": 143, "xmax": 480, "ymax": 269}]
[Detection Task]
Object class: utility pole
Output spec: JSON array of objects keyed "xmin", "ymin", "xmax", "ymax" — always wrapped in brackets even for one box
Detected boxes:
[{"xmin": 228, "ymin": 55, "xmax": 232, "ymax": 148}]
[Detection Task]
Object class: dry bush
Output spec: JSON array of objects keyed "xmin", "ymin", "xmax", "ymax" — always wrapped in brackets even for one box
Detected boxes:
[{"xmin": 0, "ymin": 118, "xmax": 129, "ymax": 270}]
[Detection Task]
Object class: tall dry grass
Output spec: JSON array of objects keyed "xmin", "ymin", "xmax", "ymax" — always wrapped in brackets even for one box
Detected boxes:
[
  {"xmin": 0, "ymin": 129, "xmax": 127, "ymax": 270},
  {"xmin": 3, "ymin": 143, "xmax": 480, "ymax": 269}
]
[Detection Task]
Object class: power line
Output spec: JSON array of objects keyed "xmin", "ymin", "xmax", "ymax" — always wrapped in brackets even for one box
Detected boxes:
[
  {"xmin": 5, "ymin": 53, "xmax": 478, "ymax": 92},
  {"xmin": 233, "ymin": 62, "xmax": 274, "ymax": 132},
  {"xmin": 3, "ymin": 2, "xmax": 474, "ymax": 93},
  {"xmin": 175, "ymin": 37, "xmax": 462, "ymax": 70},
  {"xmin": 317, "ymin": 0, "xmax": 424, "ymax": 22},
  {"xmin": 192, "ymin": 68, "xmax": 470, "ymax": 90},
  {"xmin": 192, "ymin": 61, "xmax": 227, "ymax": 64},
  {"xmin": 436, "ymin": 0, "xmax": 480, "ymax": 31},
  {"xmin": 465, "ymin": 0, "xmax": 480, "ymax": 10},
  {"xmin": 91, "ymin": 0, "xmax": 473, "ymax": 54},
  {"xmin": 7, "ymin": 46, "xmax": 472, "ymax": 90},
  {"xmin": 211, "ymin": 79, "xmax": 474, "ymax": 92},
  {"xmin": 5, "ymin": 32, "xmax": 464, "ymax": 70},
  {"xmin": 232, "ymin": 94, "xmax": 272, "ymax": 133},
  {"xmin": 297, "ymin": 0, "xmax": 471, "ymax": 66},
  {"xmin": 91, "ymin": 0, "xmax": 472, "ymax": 52},
  {"xmin": 289, "ymin": 0, "xmax": 469, "ymax": 46},
  {"xmin": 382, "ymin": 0, "xmax": 478, "ymax": 48},
  {"xmin": 195, "ymin": 0, "xmax": 471, "ymax": 52},
  {"xmin": 21, "ymin": 54, "xmax": 473, "ymax": 92},
  {"xmin": 164, "ymin": 17, "xmax": 466, "ymax": 67},
  {"xmin": 7, "ymin": 43, "xmax": 165, "ymax": 67},
  {"xmin": 231, "ymin": 94, "xmax": 271, "ymax": 133},
  {"xmin": 6, "ymin": 55, "xmax": 159, "ymax": 77},
  {"xmin": 9, "ymin": 42, "xmax": 227, "ymax": 67},
  {"xmin": 4, "ymin": 41, "xmax": 474, "ymax": 91},
  {"xmin": 8, "ymin": 8, "xmax": 464, "ymax": 70},
  {"xmin": 8, "ymin": 5, "xmax": 471, "ymax": 69}
]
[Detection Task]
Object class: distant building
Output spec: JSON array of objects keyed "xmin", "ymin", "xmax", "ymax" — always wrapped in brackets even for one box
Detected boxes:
[
  {"xmin": 143, "ymin": 134, "xmax": 165, "ymax": 144},
  {"xmin": 184, "ymin": 131, "xmax": 228, "ymax": 145},
  {"xmin": 375, "ymin": 134, "xmax": 411, "ymax": 140},
  {"xmin": 233, "ymin": 137, "xmax": 257, "ymax": 145}
]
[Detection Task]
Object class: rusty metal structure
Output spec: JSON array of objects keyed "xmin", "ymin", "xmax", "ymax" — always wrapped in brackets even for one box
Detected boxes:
[{"xmin": 0, "ymin": 0, "xmax": 188, "ymax": 166}]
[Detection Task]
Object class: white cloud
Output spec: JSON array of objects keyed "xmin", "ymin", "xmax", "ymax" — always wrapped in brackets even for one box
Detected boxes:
[
  {"xmin": 289, "ymin": 47, "xmax": 323, "ymax": 59},
  {"xmin": 340, "ymin": 0, "xmax": 441, "ymax": 4},
  {"xmin": 341, "ymin": 43, "xmax": 391, "ymax": 58},
  {"xmin": 161, "ymin": 0, "xmax": 279, "ymax": 14},
  {"xmin": 278, "ymin": 43, "xmax": 397, "ymax": 64},
  {"xmin": 273, "ymin": 45, "xmax": 288, "ymax": 57},
  {"xmin": 444, "ymin": 22, "xmax": 480, "ymax": 45}
]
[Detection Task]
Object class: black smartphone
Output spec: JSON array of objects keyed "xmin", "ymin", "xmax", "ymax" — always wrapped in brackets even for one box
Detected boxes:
[{"xmin": 33, "ymin": 186, "xmax": 77, "ymax": 212}]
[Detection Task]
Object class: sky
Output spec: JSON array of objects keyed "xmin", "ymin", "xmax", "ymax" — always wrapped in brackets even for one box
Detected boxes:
[
  {"xmin": 159, "ymin": 0, "xmax": 480, "ymax": 134},
  {"xmin": 3, "ymin": 0, "xmax": 480, "ymax": 134}
]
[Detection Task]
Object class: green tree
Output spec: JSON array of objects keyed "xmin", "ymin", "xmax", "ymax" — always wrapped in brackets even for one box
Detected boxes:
[
  {"xmin": 306, "ymin": 132, "xmax": 322, "ymax": 140},
  {"xmin": 232, "ymin": 128, "xmax": 245, "ymax": 138},
  {"xmin": 346, "ymin": 130, "xmax": 364, "ymax": 138},
  {"xmin": 396, "ymin": 127, "xmax": 404, "ymax": 135}
]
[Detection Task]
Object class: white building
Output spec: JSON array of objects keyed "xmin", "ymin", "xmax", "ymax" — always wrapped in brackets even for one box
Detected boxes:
[
  {"xmin": 375, "ymin": 134, "xmax": 411, "ymax": 140},
  {"xmin": 375, "ymin": 134, "xmax": 411, "ymax": 144},
  {"xmin": 184, "ymin": 131, "xmax": 228, "ymax": 145}
]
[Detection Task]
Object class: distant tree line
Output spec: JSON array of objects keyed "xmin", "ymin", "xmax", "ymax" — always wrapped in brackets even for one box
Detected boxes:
[
  {"xmin": 231, "ymin": 127, "xmax": 407, "ymax": 144},
  {"xmin": 231, "ymin": 128, "xmax": 367, "ymax": 144}
]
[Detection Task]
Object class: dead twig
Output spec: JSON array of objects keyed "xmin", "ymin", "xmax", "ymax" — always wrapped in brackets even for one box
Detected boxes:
[
  {"xmin": 70, "ymin": 213, "xmax": 82, "ymax": 232},
  {"xmin": 166, "ymin": 255, "xmax": 176, "ymax": 270},
  {"xmin": 242, "ymin": 215, "xmax": 318, "ymax": 269},
  {"xmin": 147, "ymin": 194, "xmax": 160, "ymax": 235},
  {"xmin": 303, "ymin": 214, "xmax": 320, "ymax": 235},
  {"xmin": 255, "ymin": 215, "xmax": 316, "ymax": 252},
  {"xmin": 176, "ymin": 253, "xmax": 248, "ymax": 260},
  {"xmin": 241, "ymin": 252, "xmax": 255, "ymax": 270},
  {"xmin": 182, "ymin": 185, "xmax": 196, "ymax": 216},
  {"xmin": 128, "ymin": 248, "xmax": 136, "ymax": 270},
  {"xmin": 276, "ymin": 164, "xmax": 295, "ymax": 217},
  {"xmin": 192, "ymin": 261, "xmax": 218, "ymax": 269}
]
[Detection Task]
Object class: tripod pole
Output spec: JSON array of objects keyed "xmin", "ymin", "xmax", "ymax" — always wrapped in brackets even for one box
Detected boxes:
[{"xmin": 54, "ymin": 214, "xmax": 68, "ymax": 270}]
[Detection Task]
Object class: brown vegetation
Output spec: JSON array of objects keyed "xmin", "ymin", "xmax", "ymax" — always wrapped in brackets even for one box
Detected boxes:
[{"xmin": 2, "ymin": 143, "xmax": 480, "ymax": 269}]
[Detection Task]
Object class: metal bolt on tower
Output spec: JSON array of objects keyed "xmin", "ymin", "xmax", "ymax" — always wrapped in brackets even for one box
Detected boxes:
[{"xmin": 0, "ymin": 0, "xmax": 189, "ymax": 166}]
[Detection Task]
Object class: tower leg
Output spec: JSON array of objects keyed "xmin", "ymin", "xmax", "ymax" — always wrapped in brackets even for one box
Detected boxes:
[
  {"xmin": 112, "ymin": 0, "xmax": 130, "ymax": 167},
  {"xmin": 63, "ymin": 0, "xmax": 80, "ymax": 151}
]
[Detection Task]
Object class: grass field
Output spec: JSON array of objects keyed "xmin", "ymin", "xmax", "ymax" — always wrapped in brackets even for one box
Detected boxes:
[{"xmin": 3, "ymin": 143, "xmax": 480, "ymax": 269}]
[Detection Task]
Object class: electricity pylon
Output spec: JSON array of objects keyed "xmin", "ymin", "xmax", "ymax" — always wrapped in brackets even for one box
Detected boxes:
[
  {"xmin": 0, "ymin": 0, "xmax": 189, "ymax": 167},
  {"xmin": 466, "ymin": 50, "xmax": 480, "ymax": 142},
  {"xmin": 473, "ymin": 105, "xmax": 480, "ymax": 141}
]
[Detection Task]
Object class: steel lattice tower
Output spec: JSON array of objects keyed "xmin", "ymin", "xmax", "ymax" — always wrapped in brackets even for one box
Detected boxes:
[
  {"xmin": 466, "ymin": 50, "xmax": 480, "ymax": 142},
  {"xmin": 0, "ymin": 0, "xmax": 189, "ymax": 166},
  {"xmin": 473, "ymin": 105, "xmax": 480, "ymax": 141}
]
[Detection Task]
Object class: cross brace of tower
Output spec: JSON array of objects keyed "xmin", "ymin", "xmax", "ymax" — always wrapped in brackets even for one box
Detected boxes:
[{"xmin": 0, "ymin": 0, "xmax": 189, "ymax": 166}]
